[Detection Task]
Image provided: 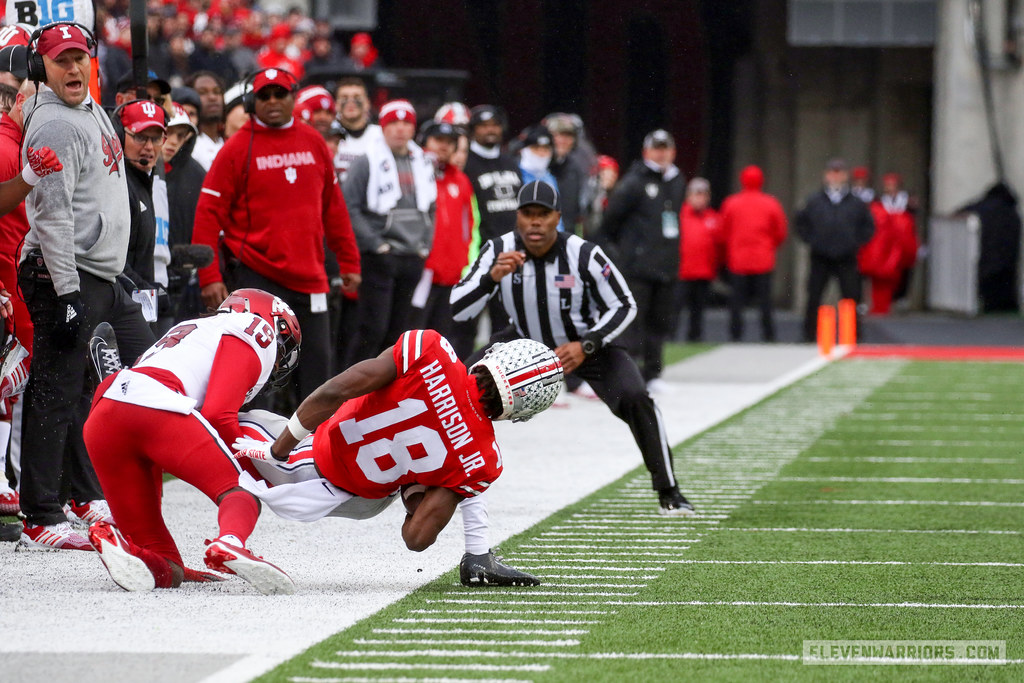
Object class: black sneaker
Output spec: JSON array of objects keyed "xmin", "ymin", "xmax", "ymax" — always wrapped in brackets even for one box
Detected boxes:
[
  {"xmin": 89, "ymin": 322, "xmax": 123, "ymax": 383},
  {"xmin": 0, "ymin": 521, "xmax": 20, "ymax": 542},
  {"xmin": 658, "ymin": 486, "xmax": 696, "ymax": 516},
  {"xmin": 460, "ymin": 549, "xmax": 540, "ymax": 587}
]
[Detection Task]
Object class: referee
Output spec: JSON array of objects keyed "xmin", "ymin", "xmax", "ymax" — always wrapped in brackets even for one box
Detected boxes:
[{"xmin": 451, "ymin": 180, "xmax": 694, "ymax": 515}]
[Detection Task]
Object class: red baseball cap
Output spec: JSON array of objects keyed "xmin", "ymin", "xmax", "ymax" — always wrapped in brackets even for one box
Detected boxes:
[
  {"xmin": 379, "ymin": 99, "xmax": 416, "ymax": 128},
  {"xmin": 121, "ymin": 100, "xmax": 166, "ymax": 134},
  {"xmin": 295, "ymin": 85, "xmax": 335, "ymax": 121},
  {"xmin": 36, "ymin": 24, "xmax": 92, "ymax": 59},
  {"xmin": 252, "ymin": 68, "xmax": 297, "ymax": 93}
]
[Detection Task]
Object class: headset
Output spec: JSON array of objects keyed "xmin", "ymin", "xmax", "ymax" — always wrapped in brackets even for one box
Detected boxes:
[
  {"xmin": 241, "ymin": 67, "xmax": 298, "ymax": 115},
  {"xmin": 25, "ymin": 22, "xmax": 96, "ymax": 84},
  {"xmin": 111, "ymin": 98, "xmax": 168, "ymax": 170}
]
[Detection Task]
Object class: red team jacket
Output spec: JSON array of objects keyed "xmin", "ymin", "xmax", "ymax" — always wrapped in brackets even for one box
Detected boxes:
[
  {"xmin": 313, "ymin": 329, "xmax": 501, "ymax": 499},
  {"xmin": 858, "ymin": 200, "xmax": 918, "ymax": 280},
  {"xmin": 192, "ymin": 118, "xmax": 360, "ymax": 294},
  {"xmin": 425, "ymin": 163, "xmax": 474, "ymax": 286},
  {"xmin": 720, "ymin": 166, "xmax": 788, "ymax": 276},
  {"xmin": 678, "ymin": 204, "xmax": 723, "ymax": 281}
]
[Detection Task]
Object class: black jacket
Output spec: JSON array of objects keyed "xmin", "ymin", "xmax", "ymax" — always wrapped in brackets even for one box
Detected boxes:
[
  {"xmin": 795, "ymin": 189, "xmax": 875, "ymax": 259},
  {"xmin": 125, "ymin": 163, "xmax": 156, "ymax": 289},
  {"xmin": 550, "ymin": 153, "xmax": 585, "ymax": 233},
  {"xmin": 165, "ymin": 133, "xmax": 206, "ymax": 248},
  {"xmin": 598, "ymin": 160, "xmax": 684, "ymax": 282}
]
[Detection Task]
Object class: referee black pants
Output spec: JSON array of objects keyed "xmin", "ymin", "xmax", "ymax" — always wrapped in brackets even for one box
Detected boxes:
[
  {"xmin": 18, "ymin": 267, "xmax": 155, "ymax": 526},
  {"xmin": 229, "ymin": 264, "xmax": 333, "ymax": 400},
  {"xmin": 471, "ymin": 336, "xmax": 678, "ymax": 493}
]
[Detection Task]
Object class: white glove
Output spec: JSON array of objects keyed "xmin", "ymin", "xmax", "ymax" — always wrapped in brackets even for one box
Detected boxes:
[{"xmin": 232, "ymin": 436, "xmax": 277, "ymax": 461}]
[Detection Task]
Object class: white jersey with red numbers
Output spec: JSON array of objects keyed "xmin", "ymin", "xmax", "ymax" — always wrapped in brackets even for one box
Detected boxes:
[
  {"xmin": 104, "ymin": 312, "xmax": 277, "ymax": 411},
  {"xmin": 313, "ymin": 329, "xmax": 501, "ymax": 500}
]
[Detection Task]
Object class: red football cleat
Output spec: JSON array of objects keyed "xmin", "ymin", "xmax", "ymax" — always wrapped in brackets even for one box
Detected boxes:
[
  {"xmin": 204, "ymin": 537, "xmax": 295, "ymax": 595},
  {"xmin": 89, "ymin": 522, "xmax": 156, "ymax": 592}
]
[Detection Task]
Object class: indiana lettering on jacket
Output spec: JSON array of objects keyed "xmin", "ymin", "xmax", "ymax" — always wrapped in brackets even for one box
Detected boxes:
[{"xmin": 254, "ymin": 151, "xmax": 318, "ymax": 171}]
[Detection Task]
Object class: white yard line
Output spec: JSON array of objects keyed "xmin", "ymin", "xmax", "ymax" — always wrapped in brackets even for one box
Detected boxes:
[{"xmin": 751, "ymin": 500, "xmax": 1024, "ymax": 507}]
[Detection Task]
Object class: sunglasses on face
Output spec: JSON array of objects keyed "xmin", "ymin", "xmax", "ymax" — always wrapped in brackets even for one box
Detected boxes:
[{"xmin": 256, "ymin": 87, "xmax": 291, "ymax": 101}]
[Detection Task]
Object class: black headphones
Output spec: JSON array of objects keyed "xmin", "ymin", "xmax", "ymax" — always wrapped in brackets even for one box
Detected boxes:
[
  {"xmin": 241, "ymin": 68, "xmax": 298, "ymax": 115},
  {"xmin": 26, "ymin": 22, "xmax": 97, "ymax": 84}
]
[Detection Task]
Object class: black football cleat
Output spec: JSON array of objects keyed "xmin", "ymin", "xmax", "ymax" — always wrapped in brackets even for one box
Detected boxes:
[
  {"xmin": 460, "ymin": 549, "xmax": 541, "ymax": 587},
  {"xmin": 89, "ymin": 322, "xmax": 123, "ymax": 383},
  {"xmin": 658, "ymin": 486, "xmax": 696, "ymax": 516}
]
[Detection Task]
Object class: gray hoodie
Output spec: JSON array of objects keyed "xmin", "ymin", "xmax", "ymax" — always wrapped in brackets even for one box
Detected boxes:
[{"xmin": 21, "ymin": 88, "xmax": 130, "ymax": 296}]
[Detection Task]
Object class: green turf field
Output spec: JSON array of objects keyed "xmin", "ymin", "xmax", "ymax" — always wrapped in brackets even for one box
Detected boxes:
[{"xmin": 258, "ymin": 358, "xmax": 1024, "ymax": 682}]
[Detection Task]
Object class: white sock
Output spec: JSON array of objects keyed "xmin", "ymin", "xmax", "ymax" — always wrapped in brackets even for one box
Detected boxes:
[
  {"xmin": 219, "ymin": 534, "xmax": 244, "ymax": 548},
  {"xmin": 459, "ymin": 493, "xmax": 490, "ymax": 555}
]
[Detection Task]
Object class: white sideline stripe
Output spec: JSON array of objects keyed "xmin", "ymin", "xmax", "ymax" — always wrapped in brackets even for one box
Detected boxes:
[
  {"xmin": 542, "ymin": 531, "xmax": 705, "ymax": 537},
  {"xmin": 331, "ymin": 649, "xmax": 804, "ymax": 661},
  {"xmin": 805, "ymin": 456, "xmax": 1019, "ymax": 464},
  {"xmin": 566, "ymin": 518, "xmax": 723, "ymax": 525},
  {"xmin": 508, "ymin": 550, "xmax": 687, "ymax": 556},
  {"xmin": 776, "ymin": 476, "xmax": 1024, "ymax": 485},
  {"xmin": 816, "ymin": 439, "xmax": 1020, "ymax": 447},
  {"xmin": 540, "ymin": 575, "xmax": 661, "ymax": 580},
  {"xmin": 408, "ymin": 609, "xmax": 614, "ymax": 615},
  {"xmin": 442, "ymin": 590, "xmax": 640, "ymax": 598},
  {"xmin": 354, "ymin": 638, "xmax": 581, "ymax": 647},
  {"xmin": 608, "ymin": 600, "xmax": 1024, "ymax": 610},
  {"xmin": 545, "ymin": 583, "xmax": 649, "ymax": 588},
  {"xmin": 505, "ymin": 558, "xmax": 691, "ymax": 564},
  {"xmin": 429, "ymin": 599, "xmax": 629, "ymax": 606},
  {"xmin": 670, "ymin": 559, "xmax": 1024, "ymax": 567},
  {"xmin": 721, "ymin": 527, "xmax": 1021, "ymax": 536},
  {"xmin": 497, "ymin": 565, "xmax": 666, "ymax": 571},
  {"xmin": 373, "ymin": 628, "xmax": 589, "ymax": 636},
  {"xmin": 311, "ymin": 661, "xmax": 551, "ymax": 672},
  {"xmin": 394, "ymin": 618, "xmax": 603, "ymax": 625},
  {"xmin": 524, "ymin": 539, "xmax": 703, "ymax": 545},
  {"xmin": 752, "ymin": 499, "xmax": 1024, "ymax": 507}
]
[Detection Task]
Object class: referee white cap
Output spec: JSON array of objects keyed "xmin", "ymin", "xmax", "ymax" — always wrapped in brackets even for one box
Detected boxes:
[{"xmin": 517, "ymin": 180, "xmax": 560, "ymax": 211}]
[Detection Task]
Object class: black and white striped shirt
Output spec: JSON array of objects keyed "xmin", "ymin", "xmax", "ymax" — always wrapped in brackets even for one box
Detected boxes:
[{"xmin": 451, "ymin": 231, "xmax": 636, "ymax": 349}]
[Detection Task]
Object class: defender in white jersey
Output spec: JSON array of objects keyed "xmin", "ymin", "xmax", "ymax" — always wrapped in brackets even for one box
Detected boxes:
[{"xmin": 82, "ymin": 288, "xmax": 303, "ymax": 594}]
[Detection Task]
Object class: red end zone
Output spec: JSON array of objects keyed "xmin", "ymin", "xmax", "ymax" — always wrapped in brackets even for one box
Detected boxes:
[{"xmin": 845, "ymin": 345, "xmax": 1024, "ymax": 361}]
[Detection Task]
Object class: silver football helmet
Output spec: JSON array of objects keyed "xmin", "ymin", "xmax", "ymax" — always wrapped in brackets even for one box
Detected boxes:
[{"xmin": 471, "ymin": 339, "xmax": 564, "ymax": 423}]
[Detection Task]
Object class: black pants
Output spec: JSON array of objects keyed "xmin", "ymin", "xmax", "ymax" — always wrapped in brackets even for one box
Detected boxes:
[
  {"xmin": 729, "ymin": 271, "xmax": 775, "ymax": 342},
  {"xmin": 18, "ymin": 268, "xmax": 155, "ymax": 526},
  {"xmin": 470, "ymin": 337, "xmax": 677, "ymax": 492},
  {"xmin": 346, "ymin": 252, "xmax": 424, "ymax": 365},
  {"xmin": 329, "ymin": 291, "xmax": 359, "ymax": 373},
  {"xmin": 678, "ymin": 279, "xmax": 711, "ymax": 342},
  {"xmin": 410, "ymin": 284, "xmax": 455, "ymax": 340},
  {"xmin": 626, "ymin": 278, "xmax": 677, "ymax": 382},
  {"xmin": 802, "ymin": 253, "xmax": 862, "ymax": 342},
  {"xmin": 230, "ymin": 265, "xmax": 332, "ymax": 399}
]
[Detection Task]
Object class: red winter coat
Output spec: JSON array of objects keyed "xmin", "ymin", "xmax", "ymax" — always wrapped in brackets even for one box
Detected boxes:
[
  {"xmin": 425, "ymin": 163, "xmax": 474, "ymax": 286},
  {"xmin": 678, "ymin": 204, "xmax": 722, "ymax": 281},
  {"xmin": 858, "ymin": 202, "xmax": 904, "ymax": 279},
  {"xmin": 720, "ymin": 166, "xmax": 787, "ymax": 275},
  {"xmin": 193, "ymin": 118, "xmax": 360, "ymax": 294}
]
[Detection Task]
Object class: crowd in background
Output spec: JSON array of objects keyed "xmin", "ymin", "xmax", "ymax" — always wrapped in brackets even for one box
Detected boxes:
[{"xmin": 0, "ymin": 6, "xmax": 921, "ymax": 544}]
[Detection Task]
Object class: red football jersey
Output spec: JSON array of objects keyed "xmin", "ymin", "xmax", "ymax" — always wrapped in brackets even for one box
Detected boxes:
[{"xmin": 313, "ymin": 329, "xmax": 501, "ymax": 499}]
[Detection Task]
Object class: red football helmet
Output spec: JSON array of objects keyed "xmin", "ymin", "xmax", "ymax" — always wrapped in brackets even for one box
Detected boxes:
[{"xmin": 218, "ymin": 288, "xmax": 301, "ymax": 386}]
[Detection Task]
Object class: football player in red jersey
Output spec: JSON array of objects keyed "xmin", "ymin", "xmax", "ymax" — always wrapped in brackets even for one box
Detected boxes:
[
  {"xmin": 232, "ymin": 330, "xmax": 563, "ymax": 560},
  {"xmin": 83, "ymin": 289, "xmax": 303, "ymax": 595}
]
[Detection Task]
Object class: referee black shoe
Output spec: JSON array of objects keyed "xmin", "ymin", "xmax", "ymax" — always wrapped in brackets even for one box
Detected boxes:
[
  {"xmin": 89, "ymin": 322, "xmax": 123, "ymax": 383},
  {"xmin": 460, "ymin": 549, "xmax": 540, "ymax": 587},
  {"xmin": 658, "ymin": 486, "xmax": 696, "ymax": 516}
]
